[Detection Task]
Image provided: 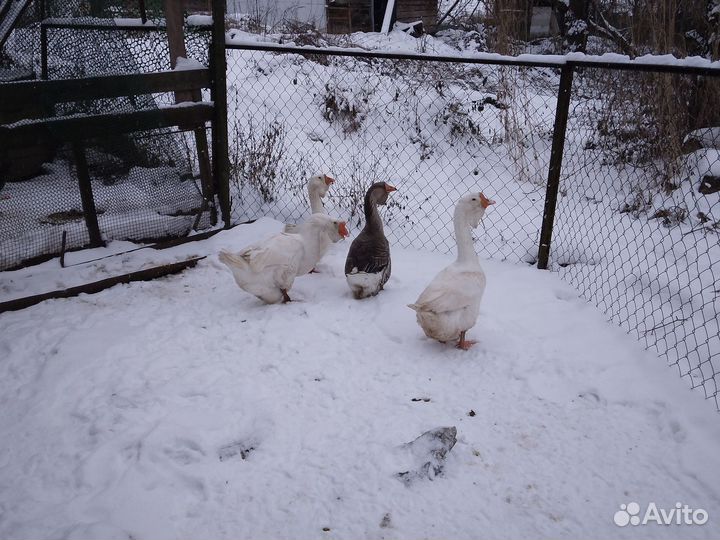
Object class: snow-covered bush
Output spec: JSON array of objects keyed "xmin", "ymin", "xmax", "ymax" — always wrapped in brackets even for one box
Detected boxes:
[{"xmin": 320, "ymin": 69, "xmax": 378, "ymax": 134}]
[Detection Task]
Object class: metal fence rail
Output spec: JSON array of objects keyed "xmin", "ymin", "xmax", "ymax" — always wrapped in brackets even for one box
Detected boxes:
[{"xmin": 225, "ymin": 43, "xmax": 720, "ymax": 410}]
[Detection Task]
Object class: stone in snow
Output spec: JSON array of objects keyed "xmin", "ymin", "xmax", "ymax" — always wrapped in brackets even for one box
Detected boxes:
[{"xmin": 396, "ymin": 426, "xmax": 457, "ymax": 485}]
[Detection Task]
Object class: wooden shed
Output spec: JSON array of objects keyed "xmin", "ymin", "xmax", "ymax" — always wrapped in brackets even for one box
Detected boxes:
[{"xmin": 325, "ymin": 0, "xmax": 437, "ymax": 34}]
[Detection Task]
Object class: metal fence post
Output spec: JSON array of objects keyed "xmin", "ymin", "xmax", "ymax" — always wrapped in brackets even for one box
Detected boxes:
[
  {"xmin": 210, "ymin": 0, "xmax": 231, "ymax": 228},
  {"xmin": 537, "ymin": 64, "xmax": 574, "ymax": 270}
]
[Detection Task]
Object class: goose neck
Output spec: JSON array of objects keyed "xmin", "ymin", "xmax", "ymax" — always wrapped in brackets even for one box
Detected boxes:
[
  {"xmin": 363, "ymin": 194, "xmax": 384, "ymax": 234},
  {"xmin": 454, "ymin": 211, "xmax": 478, "ymax": 264},
  {"xmin": 308, "ymin": 187, "xmax": 324, "ymax": 214}
]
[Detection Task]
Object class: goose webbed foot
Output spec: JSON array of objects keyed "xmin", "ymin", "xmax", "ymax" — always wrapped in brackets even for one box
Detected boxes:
[
  {"xmin": 456, "ymin": 331, "xmax": 477, "ymax": 351},
  {"xmin": 281, "ymin": 289, "xmax": 292, "ymax": 303}
]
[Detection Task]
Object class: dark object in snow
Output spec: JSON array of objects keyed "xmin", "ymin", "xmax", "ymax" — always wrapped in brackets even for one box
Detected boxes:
[
  {"xmin": 396, "ymin": 426, "xmax": 457, "ymax": 485},
  {"xmin": 468, "ymin": 409, "xmax": 476, "ymax": 417},
  {"xmin": 380, "ymin": 513, "xmax": 392, "ymax": 528},
  {"xmin": 411, "ymin": 397, "xmax": 431, "ymax": 402},
  {"xmin": 218, "ymin": 441, "xmax": 255, "ymax": 462},
  {"xmin": 652, "ymin": 206, "xmax": 688, "ymax": 227},
  {"xmin": 699, "ymin": 175, "xmax": 720, "ymax": 195}
]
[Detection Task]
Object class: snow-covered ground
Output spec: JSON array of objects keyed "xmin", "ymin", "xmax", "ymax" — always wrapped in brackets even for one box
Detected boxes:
[{"xmin": 1, "ymin": 218, "xmax": 720, "ymax": 539}]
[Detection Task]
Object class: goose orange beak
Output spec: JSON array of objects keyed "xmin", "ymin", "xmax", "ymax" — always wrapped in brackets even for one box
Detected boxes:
[
  {"xmin": 479, "ymin": 193, "xmax": 496, "ymax": 208},
  {"xmin": 338, "ymin": 222, "xmax": 349, "ymax": 238},
  {"xmin": 324, "ymin": 175, "xmax": 335, "ymax": 185},
  {"xmin": 385, "ymin": 184, "xmax": 397, "ymax": 192}
]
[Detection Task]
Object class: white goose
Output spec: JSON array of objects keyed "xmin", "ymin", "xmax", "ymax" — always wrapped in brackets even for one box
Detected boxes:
[
  {"xmin": 408, "ymin": 192, "xmax": 495, "ymax": 350},
  {"xmin": 219, "ymin": 214, "xmax": 349, "ymax": 304},
  {"xmin": 283, "ymin": 174, "xmax": 335, "ymax": 233}
]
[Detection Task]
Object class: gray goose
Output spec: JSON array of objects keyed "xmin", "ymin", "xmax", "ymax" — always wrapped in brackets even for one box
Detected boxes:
[{"xmin": 344, "ymin": 181, "xmax": 397, "ymax": 299}]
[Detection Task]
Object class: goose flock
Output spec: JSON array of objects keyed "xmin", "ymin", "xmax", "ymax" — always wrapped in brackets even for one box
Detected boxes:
[{"xmin": 219, "ymin": 174, "xmax": 495, "ymax": 350}]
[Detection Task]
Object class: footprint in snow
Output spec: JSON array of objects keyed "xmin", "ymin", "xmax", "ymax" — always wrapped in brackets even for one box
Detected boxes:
[
  {"xmin": 164, "ymin": 438, "xmax": 206, "ymax": 465},
  {"xmin": 576, "ymin": 390, "xmax": 606, "ymax": 408},
  {"xmin": 554, "ymin": 288, "xmax": 578, "ymax": 301}
]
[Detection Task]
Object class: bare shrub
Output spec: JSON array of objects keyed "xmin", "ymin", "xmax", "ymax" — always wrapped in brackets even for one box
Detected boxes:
[
  {"xmin": 494, "ymin": 66, "xmax": 547, "ymax": 185},
  {"xmin": 229, "ymin": 116, "xmax": 287, "ymax": 203},
  {"xmin": 326, "ymin": 138, "xmax": 404, "ymax": 228}
]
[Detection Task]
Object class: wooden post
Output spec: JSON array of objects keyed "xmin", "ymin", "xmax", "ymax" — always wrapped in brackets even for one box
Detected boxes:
[
  {"xmin": 72, "ymin": 142, "xmax": 104, "ymax": 248},
  {"xmin": 89, "ymin": 0, "xmax": 103, "ymax": 17},
  {"xmin": 164, "ymin": 0, "xmax": 216, "ymax": 225},
  {"xmin": 537, "ymin": 65, "xmax": 574, "ymax": 270},
  {"xmin": 211, "ymin": 0, "xmax": 231, "ymax": 227},
  {"xmin": 139, "ymin": 0, "xmax": 147, "ymax": 24},
  {"xmin": 40, "ymin": 23, "xmax": 48, "ymax": 79},
  {"xmin": 164, "ymin": 0, "xmax": 192, "ymax": 99}
]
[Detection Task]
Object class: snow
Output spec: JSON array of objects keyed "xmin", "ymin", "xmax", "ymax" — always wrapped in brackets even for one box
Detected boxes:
[
  {"xmin": 1, "ymin": 217, "xmax": 720, "ymax": 539},
  {"xmin": 186, "ymin": 15, "xmax": 213, "ymax": 27},
  {"xmin": 43, "ymin": 17, "xmax": 159, "ymax": 28},
  {"xmin": 174, "ymin": 57, "xmax": 206, "ymax": 71}
]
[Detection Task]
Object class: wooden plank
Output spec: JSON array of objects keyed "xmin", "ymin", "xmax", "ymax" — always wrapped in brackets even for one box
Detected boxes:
[
  {"xmin": 0, "ymin": 0, "xmax": 33, "ymax": 49},
  {"xmin": 0, "ymin": 103, "xmax": 214, "ymax": 147},
  {"xmin": 0, "ymin": 257, "xmax": 205, "ymax": 313},
  {"xmin": 0, "ymin": 69, "xmax": 211, "ymax": 110},
  {"xmin": 164, "ymin": 0, "xmax": 194, "ymax": 104},
  {"xmin": 381, "ymin": 0, "xmax": 396, "ymax": 33},
  {"xmin": 40, "ymin": 17, "xmax": 213, "ymax": 31}
]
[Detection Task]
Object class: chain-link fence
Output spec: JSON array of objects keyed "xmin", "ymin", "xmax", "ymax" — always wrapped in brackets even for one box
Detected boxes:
[
  {"xmin": 0, "ymin": 0, "xmax": 217, "ymax": 270},
  {"xmin": 553, "ymin": 66, "xmax": 720, "ymax": 409},
  {"xmin": 225, "ymin": 44, "xmax": 719, "ymax": 410},
  {"xmin": 226, "ymin": 44, "xmax": 559, "ymax": 263}
]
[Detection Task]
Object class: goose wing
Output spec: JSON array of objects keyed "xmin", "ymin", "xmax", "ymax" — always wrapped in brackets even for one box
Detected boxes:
[
  {"xmin": 410, "ymin": 269, "xmax": 485, "ymax": 314},
  {"xmin": 242, "ymin": 234, "xmax": 303, "ymax": 278},
  {"xmin": 345, "ymin": 232, "xmax": 391, "ymax": 275}
]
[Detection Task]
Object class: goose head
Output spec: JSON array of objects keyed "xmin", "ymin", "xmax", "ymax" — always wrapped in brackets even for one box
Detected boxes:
[
  {"xmin": 303, "ymin": 213, "xmax": 349, "ymax": 242},
  {"xmin": 309, "ymin": 174, "xmax": 335, "ymax": 199},
  {"xmin": 455, "ymin": 191, "xmax": 496, "ymax": 228},
  {"xmin": 365, "ymin": 181, "xmax": 397, "ymax": 206}
]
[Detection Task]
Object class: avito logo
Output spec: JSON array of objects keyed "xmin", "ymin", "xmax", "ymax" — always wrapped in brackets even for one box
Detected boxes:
[{"xmin": 614, "ymin": 502, "xmax": 708, "ymax": 527}]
